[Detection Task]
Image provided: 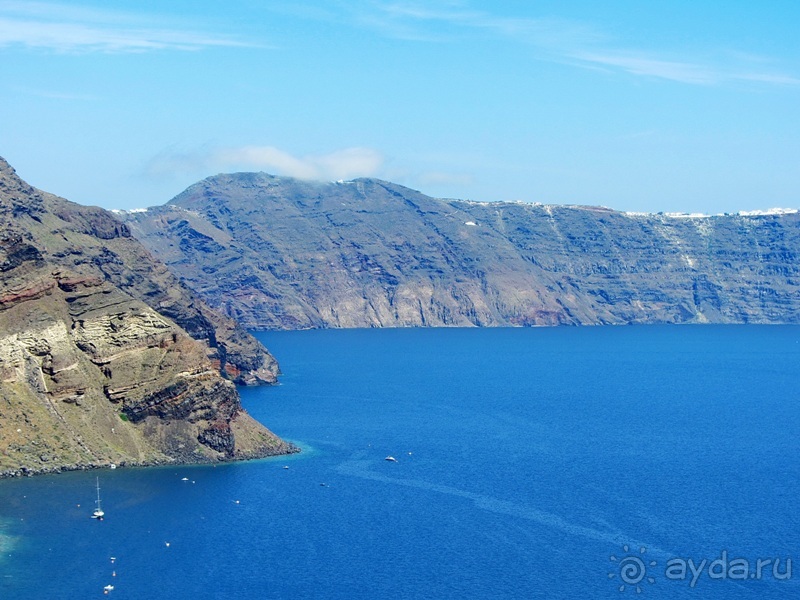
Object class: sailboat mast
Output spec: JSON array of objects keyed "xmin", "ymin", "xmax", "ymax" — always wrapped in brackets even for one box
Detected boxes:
[{"xmin": 92, "ymin": 476, "xmax": 105, "ymax": 520}]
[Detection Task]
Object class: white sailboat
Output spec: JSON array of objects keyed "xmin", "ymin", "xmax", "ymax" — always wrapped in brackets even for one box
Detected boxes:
[{"xmin": 92, "ymin": 477, "xmax": 105, "ymax": 520}]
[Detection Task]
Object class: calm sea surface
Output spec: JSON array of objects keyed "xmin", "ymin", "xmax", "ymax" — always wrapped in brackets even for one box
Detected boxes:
[{"xmin": 1, "ymin": 326, "xmax": 799, "ymax": 599}]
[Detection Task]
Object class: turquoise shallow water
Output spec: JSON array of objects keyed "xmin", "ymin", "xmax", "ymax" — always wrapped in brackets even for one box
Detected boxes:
[{"xmin": 1, "ymin": 325, "xmax": 799, "ymax": 599}]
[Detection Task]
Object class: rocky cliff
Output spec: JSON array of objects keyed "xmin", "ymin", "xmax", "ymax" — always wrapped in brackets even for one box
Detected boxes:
[
  {"xmin": 0, "ymin": 158, "xmax": 296, "ymax": 477},
  {"xmin": 119, "ymin": 173, "xmax": 800, "ymax": 329}
]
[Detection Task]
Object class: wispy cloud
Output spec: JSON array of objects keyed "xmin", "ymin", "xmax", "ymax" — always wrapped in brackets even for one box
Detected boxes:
[
  {"xmin": 145, "ymin": 145, "xmax": 385, "ymax": 181},
  {"xmin": 568, "ymin": 50, "xmax": 800, "ymax": 86},
  {"xmin": 344, "ymin": 0, "xmax": 799, "ymax": 86},
  {"xmin": 347, "ymin": 1, "xmax": 602, "ymax": 48},
  {"xmin": 569, "ymin": 52, "xmax": 720, "ymax": 85},
  {"xmin": 0, "ymin": 1, "xmax": 251, "ymax": 53}
]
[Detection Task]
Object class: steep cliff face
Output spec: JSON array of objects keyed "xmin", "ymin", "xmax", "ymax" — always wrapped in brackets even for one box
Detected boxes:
[
  {"xmin": 120, "ymin": 172, "xmax": 800, "ymax": 329},
  {"xmin": 0, "ymin": 158, "xmax": 295, "ymax": 477}
]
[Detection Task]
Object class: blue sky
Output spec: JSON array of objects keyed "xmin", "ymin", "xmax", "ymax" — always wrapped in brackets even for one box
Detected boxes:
[{"xmin": 1, "ymin": 0, "xmax": 799, "ymax": 213}]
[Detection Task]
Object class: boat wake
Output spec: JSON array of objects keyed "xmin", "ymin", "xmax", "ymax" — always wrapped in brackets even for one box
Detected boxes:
[{"xmin": 334, "ymin": 456, "xmax": 667, "ymax": 559}]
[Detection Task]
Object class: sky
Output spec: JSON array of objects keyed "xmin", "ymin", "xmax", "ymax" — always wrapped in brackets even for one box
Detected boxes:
[{"xmin": 1, "ymin": 0, "xmax": 799, "ymax": 214}]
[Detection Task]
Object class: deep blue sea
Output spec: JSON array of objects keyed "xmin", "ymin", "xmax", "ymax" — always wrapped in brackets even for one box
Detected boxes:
[{"xmin": 1, "ymin": 326, "xmax": 799, "ymax": 599}]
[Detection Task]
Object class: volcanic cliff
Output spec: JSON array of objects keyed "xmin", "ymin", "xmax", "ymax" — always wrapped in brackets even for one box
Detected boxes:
[
  {"xmin": 0, "ymin": 158, "xmax": 296, "ymax": 477},
  {"xmin": 120, "ymin": 173, "xmax": 800, "ymax": 329}
]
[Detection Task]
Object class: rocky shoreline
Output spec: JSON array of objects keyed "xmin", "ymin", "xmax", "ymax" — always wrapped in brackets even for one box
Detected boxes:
[{"xmin": 0, "ymin": 440, "xmax": 300, "ymax": 480}]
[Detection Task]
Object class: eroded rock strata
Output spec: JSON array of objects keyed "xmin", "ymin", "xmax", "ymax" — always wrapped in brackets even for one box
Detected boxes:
[
  {"xmin": 0, "ymin": 157, "xmax": 296, "ymax": 477},
  {"xmin": 120, "ymin": 173, "xmax": 800, "ymax": 329}
]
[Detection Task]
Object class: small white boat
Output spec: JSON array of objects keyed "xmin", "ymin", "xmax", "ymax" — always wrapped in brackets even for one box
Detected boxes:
[
  {"xmin": 385, "ymin": 456, "xmax": 398, "ymax": 462},
  {"xmin": 91, "ymin": 477, "xmax": 105, "ymax": 520},
  {"xmin": 103, "ymin": 584, "xmax": 114, "ymax": 594}
]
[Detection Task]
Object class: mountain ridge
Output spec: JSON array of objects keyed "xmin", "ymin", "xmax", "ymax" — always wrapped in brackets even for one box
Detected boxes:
[{"xmin": 119, "ymin": 171, "xmax": 800, "ymax": 330}]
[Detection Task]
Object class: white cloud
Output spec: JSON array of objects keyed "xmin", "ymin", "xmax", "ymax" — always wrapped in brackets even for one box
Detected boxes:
[
  {"xmin": 349, "ymin": 1, "xmax": 602, "ymax": 48},
  {"xmin": 311, "ymin": 147, "xmax": 385, "ymax": 180},
  {"xmin": 145, "ymin": 145, "xmax": 385, "ymax": 182},
  {"xmin": 346, "ymin": 0, "xmax": 798, "ymax": 87},
  {"xmin": 569, "ymin": 51, "xmax": 800, "ymax": 86},
  {"xmin": 215, "ymin": 147, "xmax": 320, "ymax": 179},
  {"xmin": 570, "ymin": 52, "xmax": 719, "ymax": 85},
  {"xmin": 0, "ymin": 1, "xmax": 251, "ymax": 52}
]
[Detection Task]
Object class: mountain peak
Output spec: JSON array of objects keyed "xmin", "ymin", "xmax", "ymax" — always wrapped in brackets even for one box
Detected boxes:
[
  {"xmin": 0, "ymin": 155, "xmax": 21, "ymax": 186},
  {"xmin": 0, "ymin": 155, "xmax": 14, "ymax": 174}
]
